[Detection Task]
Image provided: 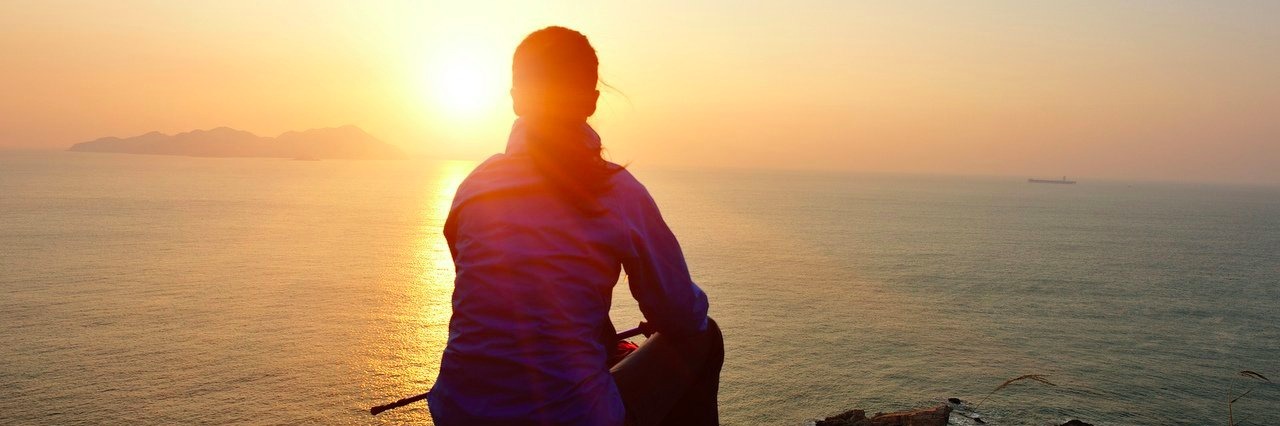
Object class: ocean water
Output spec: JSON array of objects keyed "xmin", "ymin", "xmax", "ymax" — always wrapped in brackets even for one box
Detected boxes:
[{"xmin": 1, "ymin": 151, "xmax": 1277, "ymax": 425}]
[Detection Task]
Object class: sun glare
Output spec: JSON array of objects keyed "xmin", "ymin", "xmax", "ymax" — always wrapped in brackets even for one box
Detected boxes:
[{"xmin": 424, "ymin": 49, "xmax": 505, "ymax": 120}]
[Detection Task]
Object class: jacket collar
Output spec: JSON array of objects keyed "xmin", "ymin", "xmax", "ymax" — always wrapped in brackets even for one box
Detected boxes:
[{"xmin": 505, "ymin": 117, "xmax": 602, "ymax": 155}]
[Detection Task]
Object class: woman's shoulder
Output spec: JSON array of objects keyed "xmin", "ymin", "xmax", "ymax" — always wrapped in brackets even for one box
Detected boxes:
[
  {"xmin": 605, "ymin": 165, "xmax": 648, "ymax": 197},
  {"xmin": 603, "ymin": 166, "xmax": 668, "ymax": 219},
  {"xmin": 450, "ymin": 154, "xmax": 543, "ymax": 208}
]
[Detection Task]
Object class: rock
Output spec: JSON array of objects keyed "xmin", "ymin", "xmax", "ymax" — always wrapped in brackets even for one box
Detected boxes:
[
  {"xmin": 864, "ymin": 405, "xmax": 951, "ymax": 426},
  {"xmin": 815, "ymin": 409, "xmax": 866, "ymax": 426},
  {"xmin": 817, "ymin": 404, "xmax": 951, "ymax": 426},
  {"xmin": 1060, "ymin": 421, "xmax": 1093, "ymax": 426}
]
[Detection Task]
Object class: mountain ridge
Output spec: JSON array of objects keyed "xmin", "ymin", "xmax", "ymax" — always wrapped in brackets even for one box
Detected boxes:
[{"xmin": 68, "ymin": 126, "xmax": 404, "ymax": 160}]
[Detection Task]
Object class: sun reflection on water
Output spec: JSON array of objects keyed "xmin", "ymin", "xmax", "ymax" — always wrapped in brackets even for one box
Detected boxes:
[
  {"xmin": 409, "ymin": 160, "xmax": 474, "ymax": 374},
  {"xmin": 367, "ymin": 160, "xmax": 475, "ymax": 424}
]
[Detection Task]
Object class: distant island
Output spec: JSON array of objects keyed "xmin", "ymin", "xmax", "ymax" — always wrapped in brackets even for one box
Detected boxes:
[
  {"xmin": 1028, "ymin": 176, "xmax": 1077, "ymax": 184},
  {"xmin": 68, "ymin": 126, "xmax": 405, "ymax": 160}
]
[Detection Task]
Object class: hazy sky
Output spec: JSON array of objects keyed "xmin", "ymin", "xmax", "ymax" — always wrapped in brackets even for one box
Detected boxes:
[{"xmin": 3, "ymin": 1, "xmax": 1278, "ymax": 183}]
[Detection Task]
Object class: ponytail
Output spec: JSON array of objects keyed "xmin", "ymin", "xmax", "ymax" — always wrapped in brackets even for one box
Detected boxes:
[{"xmin": 524, "ymin": 118, "xmax": 620, "ymax": 214}]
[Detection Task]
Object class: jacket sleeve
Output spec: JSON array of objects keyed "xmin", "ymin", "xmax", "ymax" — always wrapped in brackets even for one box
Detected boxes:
[{"xmin": 620, "ymin": 189, "xmax": 710, "ymax": 337}]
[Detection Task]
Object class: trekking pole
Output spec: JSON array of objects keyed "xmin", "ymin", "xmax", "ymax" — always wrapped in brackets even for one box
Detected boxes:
[
  {"xmin": 370, "ymin": 393, "xmax": 430, "ymax": 416},
  {"xmin": 369, "ymin": 323, "xmax": 650, "ymax": 416}
]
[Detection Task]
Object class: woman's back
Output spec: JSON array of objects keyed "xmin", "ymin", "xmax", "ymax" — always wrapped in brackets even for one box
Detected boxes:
[
  {"xmin": 430, "ymin": 141, "xmax": 626, "ymax": 424},
  {"xmin": 429, "ymin": 121, "xmax": 708, "ymax": 425}
]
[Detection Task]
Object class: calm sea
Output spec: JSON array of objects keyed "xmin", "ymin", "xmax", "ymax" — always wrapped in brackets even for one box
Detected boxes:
[{"xmin": 2, "ymin": 151, "xmax": 1277, "ymax": 425}]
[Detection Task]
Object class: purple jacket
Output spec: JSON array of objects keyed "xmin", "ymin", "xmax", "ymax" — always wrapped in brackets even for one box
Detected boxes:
[{"xmin": 427, "ymin": 120, "xmax": 710, "ymax": 426}]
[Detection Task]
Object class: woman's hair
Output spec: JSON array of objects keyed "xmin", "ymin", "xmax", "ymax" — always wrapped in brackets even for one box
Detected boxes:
[{"xmin": 512, "ymin": 26, "xmax": 620, "ymax": 213}]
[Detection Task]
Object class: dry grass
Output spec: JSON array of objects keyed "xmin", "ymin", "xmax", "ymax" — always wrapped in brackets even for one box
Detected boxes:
[
  {"xmin": 1229, "ymin": 370, "xmax": 1272, "ymax": 426},
  {"xmin": 973, "ymin": 374, "xmax": 1057, "ymax": 409}
]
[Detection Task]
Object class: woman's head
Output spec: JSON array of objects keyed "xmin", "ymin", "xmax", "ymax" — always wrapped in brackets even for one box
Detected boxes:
[
  {"xmin": 511, "ymin": 26, "xmax": 600, "ymax": 121},
  {"xmin": 508, "ymin": 26, "xmax": 619, "ymax": 213}
]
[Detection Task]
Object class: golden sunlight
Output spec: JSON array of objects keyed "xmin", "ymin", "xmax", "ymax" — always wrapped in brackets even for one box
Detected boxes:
[{"xmin": 422, "ymin": 47, "xmax": 506, "ymax": 120}]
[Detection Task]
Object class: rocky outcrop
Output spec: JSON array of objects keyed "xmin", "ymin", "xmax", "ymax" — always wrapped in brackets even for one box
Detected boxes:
[{"xmin": 816, "ymin": 404, "xmax": 951, "ymax": 426}]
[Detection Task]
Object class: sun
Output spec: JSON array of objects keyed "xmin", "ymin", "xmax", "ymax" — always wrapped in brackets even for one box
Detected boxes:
[{"xmin": 424, "ymin": 49, "xmax": 505, "ymax": 120}]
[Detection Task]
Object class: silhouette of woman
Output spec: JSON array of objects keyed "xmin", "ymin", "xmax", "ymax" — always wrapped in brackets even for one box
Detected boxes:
[{"xmin": 427, "ymin": 26, "xmax": 723, "ymax": 426}]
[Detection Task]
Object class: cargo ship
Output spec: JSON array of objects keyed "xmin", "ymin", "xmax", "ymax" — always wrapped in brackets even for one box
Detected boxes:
[{"xmin": 1028, "ymin": 176, "xmax": 1076, "ymax": 184}]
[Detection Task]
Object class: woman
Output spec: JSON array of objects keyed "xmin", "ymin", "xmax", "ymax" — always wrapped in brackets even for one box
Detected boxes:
[{"xmin": 427, "ymin": 27, "xmax": 723, "ymax": 426}]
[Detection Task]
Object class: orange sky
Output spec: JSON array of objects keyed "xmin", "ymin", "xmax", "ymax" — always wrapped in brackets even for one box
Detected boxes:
[{"xmin": 2, "ymin": 1, "xmax": 1278, "ymax": 184}]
